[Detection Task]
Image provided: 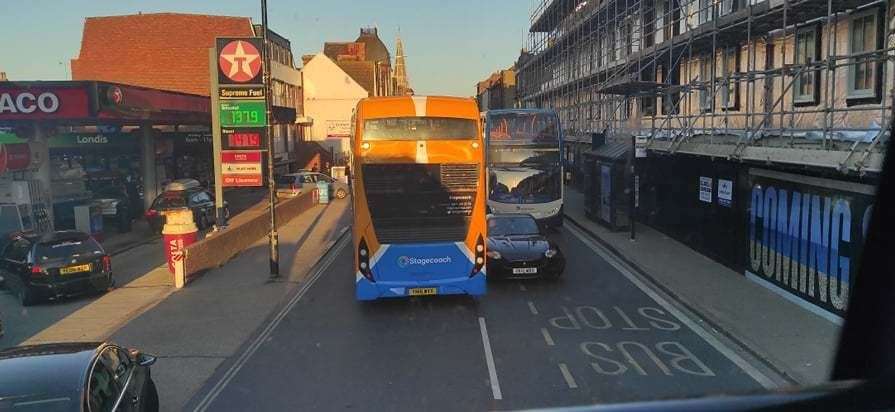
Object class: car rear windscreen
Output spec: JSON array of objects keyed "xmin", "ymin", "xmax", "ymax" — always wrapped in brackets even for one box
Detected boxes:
[
  {"xmin": 36, "ymin": 237, "xmax": 103, "ymax": 261},
  {"xmin": 153, "ymin": 193, "xmax": 187, "ymax": 209}
]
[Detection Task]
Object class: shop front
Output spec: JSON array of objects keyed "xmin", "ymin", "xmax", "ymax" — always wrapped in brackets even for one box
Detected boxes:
[{"xmin": 0, "ymin": 81, "xmax": 211, "ymax": 235}]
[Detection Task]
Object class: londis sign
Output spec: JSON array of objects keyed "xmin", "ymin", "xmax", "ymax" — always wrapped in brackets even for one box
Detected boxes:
[{"xmin": 0, "ymin": 86, "xmax": 91, "ymax": 120}]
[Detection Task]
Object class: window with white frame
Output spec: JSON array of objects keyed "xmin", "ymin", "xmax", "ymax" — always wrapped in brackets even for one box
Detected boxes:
[
  {"xmin": 794, "ymin": 26, "xmax": 820, "ymax": 105},
  {"xmin": 721, "ymin": 47, "xmax": 739, "ymax": 110},
  {"xmin": 700, "ymin": 58, "xmax": 714, "ymax": 112},
  {"xmin": 848, "ymin": 9, "xmax": 881, "ymax": 100}
]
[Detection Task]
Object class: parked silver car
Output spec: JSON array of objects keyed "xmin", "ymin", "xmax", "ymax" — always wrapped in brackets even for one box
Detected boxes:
[{"xmin": 275, "ymin": 172, "xmax": 349, "ymax": 199}]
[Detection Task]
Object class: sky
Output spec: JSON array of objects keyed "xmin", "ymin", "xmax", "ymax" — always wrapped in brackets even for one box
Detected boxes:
[{"xmin": 0, "ymin": 0, "xmax": 535, "ymax": 97}]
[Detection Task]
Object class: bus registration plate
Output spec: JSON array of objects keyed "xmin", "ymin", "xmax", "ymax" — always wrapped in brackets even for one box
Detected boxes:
[
  {"xmin": 408, "ymin": 287, "xmax": 437, "ymax": 296},
  {"xmin": 513, "ymin": 267, "xmax": 538, "ymax": 274}
]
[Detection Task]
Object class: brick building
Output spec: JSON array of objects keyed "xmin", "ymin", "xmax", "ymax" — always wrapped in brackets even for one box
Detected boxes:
[{"xmin": 71, "ymin": 12, "xmax": 303, "ymax": 173}]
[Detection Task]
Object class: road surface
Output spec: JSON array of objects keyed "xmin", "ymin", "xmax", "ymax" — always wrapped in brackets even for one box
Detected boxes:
[{"xmin": 191, "ymin": 222, "xmax": 781, "ymax": 411}]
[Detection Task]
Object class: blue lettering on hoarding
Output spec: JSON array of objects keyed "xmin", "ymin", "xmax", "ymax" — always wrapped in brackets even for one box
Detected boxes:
[{"xmin": 749, "ymin": 185, "xmax": 859, "ymax": 312}]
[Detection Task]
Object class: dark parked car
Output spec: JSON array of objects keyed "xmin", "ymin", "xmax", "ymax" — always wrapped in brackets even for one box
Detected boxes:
[
  {"xmin": 0, "ymin": 231, "xmax": 113, "ymax": 306},
  {"xmin": 144, "ymin": 179, "xmax": 228, "ymax": 233},
  {"xmin": 0, "ymin": 342, "xmax": 158, "ymax": 411},
  {"xmin": 486, "ymin": 213, "xmax": 565, "ymax": 280}
]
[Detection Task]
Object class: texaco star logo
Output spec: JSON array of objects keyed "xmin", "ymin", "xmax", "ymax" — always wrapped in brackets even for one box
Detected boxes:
[{"xmin": 218, "ymin": 40, "xmax": 262, "ymax": 83}]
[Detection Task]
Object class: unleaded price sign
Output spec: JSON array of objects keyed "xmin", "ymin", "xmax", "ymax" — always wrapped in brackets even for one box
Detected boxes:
[{"xmin": 220, "ymin": 100, "xmax": 266, "ymax": 128}]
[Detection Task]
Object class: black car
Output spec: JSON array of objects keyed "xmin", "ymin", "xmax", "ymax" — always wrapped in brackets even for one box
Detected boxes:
[
  {"xmin": 144, "ymin": 179, "xmax": 228, "ymax": 233},
  {"xmin": 0, "ymin": 342, "xmax": 158, "ymax": 411},
  {"xmin": 0, "ymin": 231, "xmax": 113, "ymax": 306},
  {"xmin": 486, "ymin": 213, "xmax": 565, "ymax": 279}
]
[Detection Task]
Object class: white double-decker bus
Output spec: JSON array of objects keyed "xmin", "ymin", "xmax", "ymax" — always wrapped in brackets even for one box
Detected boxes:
[{"xmin": 484, "ymin": 109, "xmax": 563, "ymax": 227}]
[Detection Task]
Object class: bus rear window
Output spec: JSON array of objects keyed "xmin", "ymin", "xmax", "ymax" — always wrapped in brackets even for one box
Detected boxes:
[{"xmin": 363, "ymin": 117, "xmax": 477, "ymax": 140}]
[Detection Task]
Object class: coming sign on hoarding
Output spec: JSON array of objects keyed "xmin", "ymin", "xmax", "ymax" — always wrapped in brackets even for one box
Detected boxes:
[{"xmin": 745, "ymin": 168, "xmax": 875, "ymax": 321}]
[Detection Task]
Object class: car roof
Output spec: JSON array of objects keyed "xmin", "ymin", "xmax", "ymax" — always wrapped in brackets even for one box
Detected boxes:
[{"xmin": 0, "ymin": 342, "xmax": 104, "ymax": 408}]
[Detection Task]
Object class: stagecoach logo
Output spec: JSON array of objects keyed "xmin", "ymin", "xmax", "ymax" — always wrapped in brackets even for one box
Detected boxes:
[{"xmin": 397, "ymin": 255, "xmax": 452, "ymax": 268}]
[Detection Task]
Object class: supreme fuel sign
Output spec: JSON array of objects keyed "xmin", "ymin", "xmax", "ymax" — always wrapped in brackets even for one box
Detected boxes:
[{"xmin": 214, "ymin": 37, "xmax": 267, "ymax": 187}]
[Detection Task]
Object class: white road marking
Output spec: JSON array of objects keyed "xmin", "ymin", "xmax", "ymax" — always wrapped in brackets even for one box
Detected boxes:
[
  {"xmin": 540, "ymin": 328, "xmax": 555, "ymax": 346},
  {"xmin": 566, "ymin": 224, "xmax": 778, "ymax": 389},
  {"xmin": 193, "ymin": 234, "xmax": 350, "ymax": 412},
  {"xmin": 558, "ymin": 363, "xmax": 579, "ymax": 389},
  {"xmin": 527, "ymin": 301, "xmax": 539, "ymax": 315},
  {"xmin": 478, "ymin": 317, "xmax": 503, "ymax": 400},
  {"xmin": 519, "ymin": 284, "xmax": 527, "ymax": 291}
]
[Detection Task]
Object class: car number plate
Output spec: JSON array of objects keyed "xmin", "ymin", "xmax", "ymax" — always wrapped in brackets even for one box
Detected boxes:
[
  {"xmin": 60, "ymin": 263, "xmax": 92, "ymax": 275},
  {"xmin": 408, "ymin": 287, "xmax": 437, "ymax": 296},
  {"xmin": 513, "ymin": 267, "xmax": 538, "ymax": 274}
]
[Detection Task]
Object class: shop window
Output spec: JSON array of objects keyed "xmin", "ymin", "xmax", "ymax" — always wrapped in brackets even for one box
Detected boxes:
[
  {"xmin": 794, "ymin": 26, "xmax": 822, "ymax": 105},
  {"xmin": 848, "ymin": 9, "xmax": 882, "ymax": 102},
  {"xmin": 721, "ymin": 47, "xmax": 739, "ymax": 110}
]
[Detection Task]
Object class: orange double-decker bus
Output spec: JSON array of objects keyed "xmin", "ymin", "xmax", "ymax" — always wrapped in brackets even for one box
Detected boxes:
[{"xmin": 351, "ymin": 96, "xmax": 487, "ymax": 300}]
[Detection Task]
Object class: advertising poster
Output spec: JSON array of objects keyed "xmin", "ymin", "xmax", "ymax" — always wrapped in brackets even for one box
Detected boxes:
[
  {"xmin": 746, "ymin": 168, "xmax": 875, "ymax": 320},
  {"xmin": 718, "ymin": 179, "xmax": 733, "ymax": 207},
  {"xmin": 699, "ymin": 176, "xmax": 712, "ymax": 203}
]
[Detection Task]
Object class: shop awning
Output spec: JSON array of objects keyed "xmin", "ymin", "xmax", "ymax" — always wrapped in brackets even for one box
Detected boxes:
[{"xmin": 585, "ymin": 141, "xmax": 631, "ymax": 161}]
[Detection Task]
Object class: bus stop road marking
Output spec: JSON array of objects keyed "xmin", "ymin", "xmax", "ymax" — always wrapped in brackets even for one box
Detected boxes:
[
  {"xmin": 558, "ymin": 363, "xmax": 579, "ymax": 389},
  {"xmin": 528, "ymin": 301, "xmax": 539, "ymax": 315},
  {"xmin": 565, "ymin": 224, "xmax": 777, "ymax": 389}
]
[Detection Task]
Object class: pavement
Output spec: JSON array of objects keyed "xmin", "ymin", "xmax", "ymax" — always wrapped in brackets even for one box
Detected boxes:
[
  {"xmin": 113, "ymin": 199, "xmax": 351, "ymax": 411},
  {"xmin": 0, "ymin": 187, "xmax": 268, "ymax": 346},
  {"xmin": 185, "ymin": 196, "xmax": 799, "ymax": 411},
  {"xmin": 562, "ymin": 188, "xmax": 840, "ymax": 385}
]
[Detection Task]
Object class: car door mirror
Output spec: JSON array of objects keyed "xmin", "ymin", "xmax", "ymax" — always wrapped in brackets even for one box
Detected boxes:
[{"xmin": 137, "ymin": 353, "xmax": 157, "ymax": 367}]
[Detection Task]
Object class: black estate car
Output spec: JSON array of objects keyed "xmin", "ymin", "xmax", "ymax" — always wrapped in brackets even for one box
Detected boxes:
[
  {"xmin": 0, "ymin": 231, "xmax": 113, "ymax": 306},
  {"xmin": 144, "ymin": 179, "xmax": 228, "ymax": 233},
  {"xmin": 0, "ymin": 342, "xmax": 158, "ymax": 411},
  {"xmin": 486, "ymin": 213, "xmax": 565, "ymax": 280}
]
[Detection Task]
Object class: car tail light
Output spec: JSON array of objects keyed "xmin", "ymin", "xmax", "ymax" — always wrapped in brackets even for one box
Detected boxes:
[
  {"xmin": 144, "ymin": 209, "xmax": 158, "ymax": 218},
  {"xmin": 471, "ymin": 235, "xmax": 485, "ymax": 277},
  {"xmin": 358, "ymin": 238, "xmax": 374, "ymax": 282},
  {"xmin": 30, "ymin": 264, "xmax": 46, "ymax": 278},
  {"xmin": 102, "ymin": 255, "xmax": 112, "ymax": 272}
]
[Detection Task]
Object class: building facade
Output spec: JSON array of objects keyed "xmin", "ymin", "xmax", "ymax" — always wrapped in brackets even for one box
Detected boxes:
[
  {"xmin": 517, "ymin": 0, "xmax": 892, "ymax": 320},
  {"xmin": 300, "ymin": 53, "xmax": 369, "ymax": 164},
  {"xmin": 71, "ymin": 13, "xmax": 302, "ymax": 174},
  {"xmin": 476, "ymin": 68, "xmax": 517, "ymax": 110}
]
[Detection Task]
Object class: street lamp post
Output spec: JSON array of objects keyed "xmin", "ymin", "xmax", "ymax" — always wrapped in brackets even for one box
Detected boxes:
[{"xmin": 261, "ymin": 0, "xmax": 279, "ymax": 278}]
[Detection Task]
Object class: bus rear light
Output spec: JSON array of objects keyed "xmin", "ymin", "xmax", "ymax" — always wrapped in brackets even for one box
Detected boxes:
[
  {"xmin": 470, "ymin": 235, "xmax": 485, "ymax": 277},
  {"xmin": 358, "ymin": 239, "xmax": 374, "ymax": 282}
]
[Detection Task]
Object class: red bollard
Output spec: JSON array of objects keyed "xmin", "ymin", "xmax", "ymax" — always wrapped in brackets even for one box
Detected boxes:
[{"xmin": 161, "ymin": 208, "xmax": 198, "ymax": 275}]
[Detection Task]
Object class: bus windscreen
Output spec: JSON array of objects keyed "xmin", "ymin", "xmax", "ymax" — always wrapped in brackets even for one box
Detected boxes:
[
  {"xmin": 488, "ymin": 112, "xmax": 559, "ymax": 143},
  {"xmin": 363, "ymin": 117, "xmax": 477, "ymax": 140}
]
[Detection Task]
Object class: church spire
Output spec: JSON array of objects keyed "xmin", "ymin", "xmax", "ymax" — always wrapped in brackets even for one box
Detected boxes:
[{"xmin": 393, "ymin": 29, "xmax": 411, "ymax": 95}]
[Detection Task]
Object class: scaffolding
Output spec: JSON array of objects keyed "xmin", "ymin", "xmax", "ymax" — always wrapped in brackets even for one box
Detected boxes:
[{"xmin": 517, "ymin": 0, "xmax": 894, "ymax": 174}]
